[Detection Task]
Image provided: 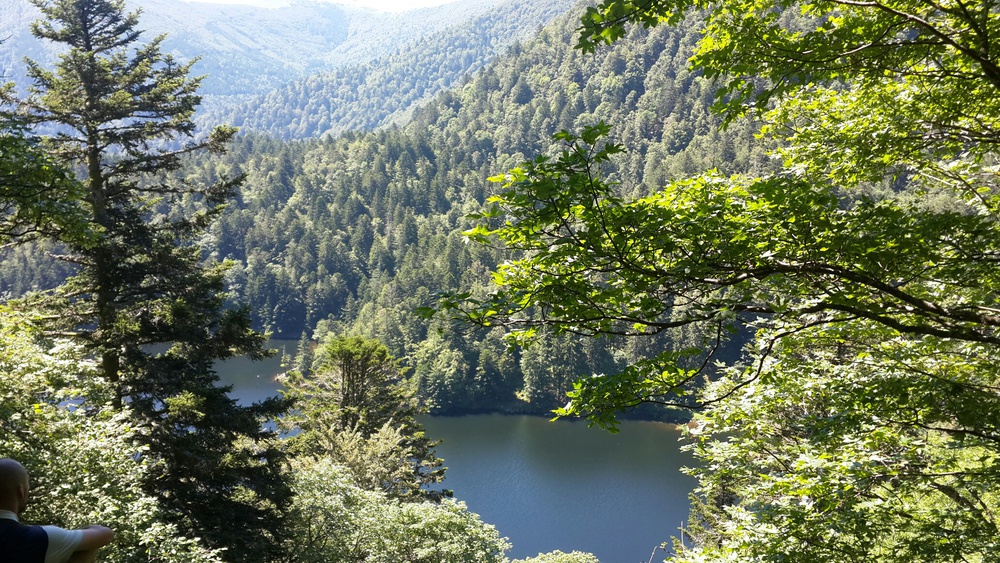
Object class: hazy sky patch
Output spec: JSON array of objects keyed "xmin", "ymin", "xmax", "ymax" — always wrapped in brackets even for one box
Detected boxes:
[
  {"xmin": 336, "ymin": 0, "xmax": 455, "ymax": 10},
  {"xmin": 181, "ymin": 0, "xmax": 455, "ymax": 10}
]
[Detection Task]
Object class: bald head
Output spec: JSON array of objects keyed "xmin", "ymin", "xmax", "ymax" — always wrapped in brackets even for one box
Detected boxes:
[{"xmin": 0, "ymin": 458, "xmax": 29, "ymax": 514}]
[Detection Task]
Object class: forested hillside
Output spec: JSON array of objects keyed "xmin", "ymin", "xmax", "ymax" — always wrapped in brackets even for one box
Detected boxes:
[
  {"xmin": 0, "ymin": 0, "xmax": 545, "ymax": 105},
  {"xmin": 179, "ymin": 4, "xmax": 771, "ymax": 412},
  {"xmin": 205, "ymin": 0, "xmax": 576, "ymax": 138},
  {"xmin": 0, "ymin": 0, "xmax": 604, "ymax": 560},
  {"xmin": 6, "ymin": 0, "xmax": 992, "ymax": 559},
  {"xmin": 1, "ymin": 0, "xmax": 768, "ymax": 413}
]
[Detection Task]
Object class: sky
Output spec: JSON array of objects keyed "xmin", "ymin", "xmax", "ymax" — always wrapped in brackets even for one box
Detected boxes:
[
  {"xmin": 185, "ymin": 0, "xmax": 456, "ymax": 10},
  {"xmin": 336, "ymin": 0, "xmax": 454, "ymax": 10}
]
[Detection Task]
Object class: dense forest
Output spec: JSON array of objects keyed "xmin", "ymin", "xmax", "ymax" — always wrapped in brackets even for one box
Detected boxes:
[
  {"xmin": 4, "ymin": 0, "xmax": 999, "ymax": 560},
  {"xmin": 202, "ymin": 4, "xmax": 767, "ymax": 412},
  {"xmin": 0, "ymin": 0, "xmax": 610, "ymax": 560},
  {"xmin": 203, "ymin": 0, "xmax": 576, "ymax": 137},
  {"xmin": 2, "ymin": 1, "xmax": 768, "ymax": 415}
]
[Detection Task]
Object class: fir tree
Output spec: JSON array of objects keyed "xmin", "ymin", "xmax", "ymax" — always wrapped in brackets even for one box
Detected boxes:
[
  {"xmin": 283, "ymin": 335, "xmax": 447, "ymax": 499},
  {"xmin": 0, "ymin": 114, "xmax": 86, "ymax": 246},
  {"xmin": 1, "ymin": 0, "xmax": 289, "ymax": 559}
]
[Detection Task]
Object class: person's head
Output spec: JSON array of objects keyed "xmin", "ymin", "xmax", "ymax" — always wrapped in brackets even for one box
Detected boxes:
[{"xmin": 0, "ymin": 458, "xmax": 30, "ymax": 515}]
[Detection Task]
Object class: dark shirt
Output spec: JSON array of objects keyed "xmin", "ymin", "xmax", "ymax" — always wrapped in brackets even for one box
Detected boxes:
[{"xmin": 0, "ymin": 518, "xmax": 48, "ymax": 563}]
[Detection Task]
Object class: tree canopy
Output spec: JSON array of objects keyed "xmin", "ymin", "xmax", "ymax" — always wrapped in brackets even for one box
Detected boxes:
[
  {"xmin": 0, "ymin": 116, "xmax": 87, "ymax": 246},
  {"xmin": 1, "ymin": 0, "xmax": 286, "ymax": 559},
  {"xmin": 282, "ymin": 334, "xmax": 446, "ymax": 498},
  {"xmin": 440, "ymin": 0, "xmax": 1000, "ymax": 560}
]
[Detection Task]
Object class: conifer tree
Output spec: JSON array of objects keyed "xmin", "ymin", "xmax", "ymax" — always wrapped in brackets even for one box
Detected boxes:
[
  {"xmin": 1, "ymin": 0, "xmax": 288, "ymax": 559},
  {"xmin": 283, "ymin": 335, "xmax": 447, "ymax": 499},
  {"xmin": 0, "ymin": 114, "xmax": 86, "ymax": 245}
]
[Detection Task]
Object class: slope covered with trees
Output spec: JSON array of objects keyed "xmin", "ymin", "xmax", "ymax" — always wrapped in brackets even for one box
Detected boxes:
[
  {"xmin": 0, "ymin": 0, "xmax": 559, "ymax": 107},
  {"xmin": 205, "ymin": 0, "xmax": 576, "ymax": 138},
  {"xmin": 2, "ymin": 0, "xmax": 772, "ymax": 414},
  {"xmin": 171, "ymin": 2, "xmax": 772, "ymax": 414},
  {"xmin": 0, "ymin": 0, "xmax": 590, "ymax": 560}
]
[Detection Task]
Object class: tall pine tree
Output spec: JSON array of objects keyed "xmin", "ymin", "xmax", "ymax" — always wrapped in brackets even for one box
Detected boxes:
[
  {"xmin": 1, "ymin": 0, "xmax": 289, "ymax": 559},
  {"xmin": 0, "ymin": 113, "xmax": 86, "ymax": 246}
]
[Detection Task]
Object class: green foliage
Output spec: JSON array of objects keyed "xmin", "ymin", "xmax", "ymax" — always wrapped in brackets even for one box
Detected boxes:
[
  {"xmin": 0, "ymin": 116, "xmax": 88, "ymax": 246},
  {"xmin": 282, "ymin": 456, "xmax": 510, "ymax": 563},
  {"xmin": 460, "ymin": 123, "xmax": 1000, "ymax": 558},
  {"xmin": 517, "ymin": 330, "xmax": 594, "ymax": 407},
  {"xmin": 675, "ymin": 324, "xmax": 1000, "ymax": 562},
  {"xmin": 369, "ymin": 496, "xmax": 509, "ymax": 563},
  {"xmin": 0, "ymin": 309, "xmax": 223, "ymax": 562},
  {"xmin": 512, "ymin": 551, "xmax": 601, "ymax": 563},
  {"xmin": 464, "ymin": 125, "xmax": 1000, "ymax": 348},
  {"xmin": 282, "ymin": 334, "xmax": 446, "ymax": 498},
  {"xmin": 441, "ymin": 0, "xmax": 1000, "ymax": 559},
  {"xmin": 577, "ymin": 1, "xmax": 679, "ymax": 53},
  {"xmin": 579, "ymin": 0, "xmax": 1000, "ymax": 187}
]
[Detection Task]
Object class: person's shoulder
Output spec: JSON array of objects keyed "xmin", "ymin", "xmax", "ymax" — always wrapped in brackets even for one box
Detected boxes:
[{"xmin": 0, "ymin": 521, "xmax": 48, "ymax": 562}]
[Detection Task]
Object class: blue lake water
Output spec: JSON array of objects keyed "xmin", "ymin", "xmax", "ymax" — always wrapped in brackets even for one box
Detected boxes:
[
  {"xmin": 218, "ymin": 343, "xmax": 695, "ymax": 562},
  {"xmin": 421, "ymin": 414, "xmax": 695, "ymax": 562}
]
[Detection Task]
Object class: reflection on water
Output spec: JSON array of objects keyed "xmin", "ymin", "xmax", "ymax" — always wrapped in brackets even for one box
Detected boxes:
[{"xmin": 215, "ymin": 340, "xmax": 294, "ymax": 405}]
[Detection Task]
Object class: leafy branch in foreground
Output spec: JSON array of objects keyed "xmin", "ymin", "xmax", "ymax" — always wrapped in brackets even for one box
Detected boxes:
[
  {"xmin": 440, "ymin": 0, "xmax": 1000, "ymax": 559},
  {"xmin": 579, "ymin": 0, "xmax": 1000, "ymax": 194},
  {"xmin": 442, "ymin": 124, "xmax": 1000, "ymax": 424}
]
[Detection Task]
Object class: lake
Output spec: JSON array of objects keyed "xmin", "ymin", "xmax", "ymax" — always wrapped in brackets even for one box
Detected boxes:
[
  {"xmin": 422, "ymin": 414, "xmax": 695, "ymax": 562},
  {"xmin": 217, "ymin": 343, "xmax": 696, "ymax": 562}
]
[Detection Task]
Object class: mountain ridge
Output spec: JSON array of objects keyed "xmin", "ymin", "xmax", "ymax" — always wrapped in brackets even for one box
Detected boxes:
[
  {"xmin": 205, "ymin": 0, "xmax": 576, "ymax": 138},
  {"xmin": 0, "ymin": 0, "xmax": 523, "ymax": 101}
]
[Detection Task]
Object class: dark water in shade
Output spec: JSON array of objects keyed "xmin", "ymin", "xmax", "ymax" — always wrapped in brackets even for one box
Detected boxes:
[
  {"xmin": 215, "ymin": 341, "xmax": 294, "ymax": 405},
  {"xmin": 420, "ymin": 414, "xmax": 696, "ymax": 563},
  {"xmin": 216, "ymin": 342, "xmax": 696, "ymax": 563}
]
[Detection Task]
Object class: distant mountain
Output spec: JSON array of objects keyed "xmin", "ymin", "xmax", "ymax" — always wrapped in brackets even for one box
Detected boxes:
[
  {"xmin": 205, "ymin": 0, "xmax": 576, "ymax": 139},
  {"xmin": 0, "ymin": 0, "xmax": 522, "ymax": 104}
]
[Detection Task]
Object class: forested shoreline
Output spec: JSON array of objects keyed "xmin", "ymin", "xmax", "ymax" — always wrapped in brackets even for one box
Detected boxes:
[{"xmin": 0, "ymin": 0, "xmax": 607, "ymax": 560}]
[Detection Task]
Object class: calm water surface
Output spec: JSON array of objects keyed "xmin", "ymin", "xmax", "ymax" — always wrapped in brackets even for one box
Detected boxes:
[
  {"xmin": 218, "ymin": 342, "xmax": 696, "ymax": 562},
  {"xmin": 215, "ymin": 340, "xmax": 295, "ymax": 405},
  {"xmin": 422, "ymin": 415, "xmax": 695, "ymax": 562}
]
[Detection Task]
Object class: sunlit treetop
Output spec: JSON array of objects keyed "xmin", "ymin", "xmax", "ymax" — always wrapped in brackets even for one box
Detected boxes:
[{"xmin": 578, "ymin": 0, "xmax": 1000, "ymax": 108}]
